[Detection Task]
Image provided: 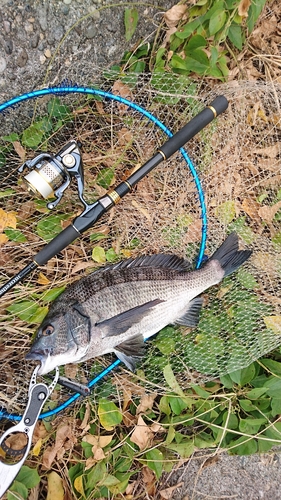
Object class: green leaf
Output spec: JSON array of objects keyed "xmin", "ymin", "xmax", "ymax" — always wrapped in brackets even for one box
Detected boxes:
[
  {"xmin": 86, "ymin": 461, "xmax": 107, "ymax": 490},
  {"xmin": 166, "ymin": 439, "xmax": 194, "ymax": 458},
  {"xmin": 7, "ymin": 300, "xmax": 40, "ymax": 322},
  {"xmin": 96, "ymin": 167, "xmax": 115, "ymax": 189},
  {"xmin": 228, "ymin": 435, "xmax": 258, "ymax": 455},
  {"xmin": 41, "ymin": 286, "xmax": 66, "ymax": 303},
  {"xmin": 175, "ymin": 18, "xmax": 202, "ymax": 39},
  {"xmin": 22, "ymin": 122, "xmax": 45, "ymax": 148},
  {"xmin": 4, "ymin": 228, "xmax": 27, "ymax": 242},
  {"xmin": 163, "ymin": 364, "xmax": 185, "ymax": 396},
  {"xmin": 92, "ymin": 246, "xmax": 106, "ymax": 263},
  {"xmin": 145, "ymin": 448, "xmax": 163, "ymax": 479},
  {"xmin": 236, "ymin": 269, "xmax": 259, "ymax": 289},
  {"xmin": 209, "ymin": 10, "xmax": 227, "ymax": 35},
  {"xmin": 246, "ymin": 387, "xmax": 268, "ymax": 399},
  {"xmin": 228, "ymin": 24, "xmax": 243, "ymax": 50},
  {"xmin": 48, "ymin": 97, "xmax": 71, "ymax": 119},
  {"xmin": 215, "ymin": 200, "xmax": 236, "ymax": 224},
  {"xmin": 239, "ymin": 417, "xmax": 267, "ymax": 435},
  {"xmin": 239, "ymin": 399, "xmax": 257, "ymax": 412},
  {"xmin": 261, "ymin": 358, "xmax": 281, "ymax": 376},
  {"xmin": 186, "ymin": 34, "xmax": 207, "ymax": 51},
  {"xmin": 247, "ymin": 0, "xmax": 267, "ymax": 33},
  {"xmin": 8, "ymin": 480, "xmax": 28, "ymax": 500},
  {"xmin": 36, "ymin": 214, "xmax": 69, "ymax": 242},
  {"xmin": 271, "ymin": 398, "xmax": 281, "ymax": 417},
  {"xmin": 2, "ymin": 132, "xmax": 20, "ymax": 142},
  {"xmin": 89, "ymin": 232, "xmax": 109, "ymax": 242},
  {"xmin": 16, "ymin": 466, "xmax": 40, "ymax": 489},
  {"xmin": 229, "ymin": 364, "xmax": 256, "ymax": 386},
  {"xmin": 105, "ymin": 247, "xmax": 118, "ymax": 262},
  {"xmin": 124, "ymin": 8, "xmax": 138, "ymax": 42},
  {"xmin": 98, "ymin": 398, "xmax": 122, "ymax": 430},
  {"xmin": 168, "ymin": 395, "xmax": 191, "ymax": 416}
]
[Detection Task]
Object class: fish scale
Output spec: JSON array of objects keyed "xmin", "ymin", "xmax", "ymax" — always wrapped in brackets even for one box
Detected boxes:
[{"xmin": 26, "ymin": 232, "xmax": 252, "ymax": 374}]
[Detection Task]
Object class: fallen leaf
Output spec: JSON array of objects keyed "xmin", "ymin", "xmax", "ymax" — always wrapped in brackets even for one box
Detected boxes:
[
  {"xmin": 37, "ymin": 272, "xmax": 50, "ymax": 285},
  {"xmin": 160, "ymin": 482, "xmax": 184, "ymax": 499},
  {"xmin": 13, "ymin": 140, "xmax": 26, "ymax": 162},
  {"xmin": 80, "ymin": 401, "xmax": 91, "ymax": 430},
  {"xmin": 112, "ymin": 80, "xmax": 133, "ymax": 116},
  {"xmin": 136, "ymin": 393, "xmax": 157, "ymax": 415},
  {"xmin": 33, "ymin": 437, "xmax": 43, "ymax": 457},
  {"xmin": 93, "ymin": 446, "xmax": 106, "ymax": 461},
  {"xmin": 142, "ymin": 466, "xmax": 156, "ymax": 497},
  {"xmin": 74, "ymin": 475, "xmax": 85, "ymax": 496},
  {"xmin": 83, "ymin": 434, "xmax": 113, "ymax": 448},
  {"xmin": 238, "ymin": 0, "xmax": 251, "ymax": 18},
  {"xmin": 264, "ymin": 316, "xmax": 281, "ymax": 334},
  {"xmin": 0, "ymin": 208, "xmax": 17, "ymax": 232},
  {"xmin": 130, "ymin": 415, "xmax": 153, "ymax": 451},
  {"xmin": 117, "ymin": 127, "xmax": 133, "ymax": 146},
  {"xmin": 42, "ymin": 423, "xmax": 76, "ymax": 468},
  {"xmin": 253, "ymin": 143, "xmax": 281, "ymax": 158},
  {"xmin": 258, "ymin": 200, "xmax": 281, "ymax": 223},
  {"xmin": 46, "ymin": 471, "xmax": 64, "ymax": 500},
  {"xmin": 164, "ymin": 4, "xmax": 187, "ymax": 28},
  {"xmin": 0, "ymin": 234, "xmax": 8, "ymax": 245},
  {"xmin": 241, "ymin": 198, "xmax": 261, "ymax": 220}
]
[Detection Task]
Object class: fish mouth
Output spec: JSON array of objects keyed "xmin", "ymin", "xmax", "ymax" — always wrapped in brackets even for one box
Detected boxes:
[{"xmin": 26, "ymin": 350, "xmax": 53, "ymax": 376}]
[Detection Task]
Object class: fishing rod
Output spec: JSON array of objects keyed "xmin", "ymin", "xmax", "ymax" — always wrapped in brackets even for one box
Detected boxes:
[{"xmin": 0, "ymin": 93, "xmax": 228, "ymax": 298}]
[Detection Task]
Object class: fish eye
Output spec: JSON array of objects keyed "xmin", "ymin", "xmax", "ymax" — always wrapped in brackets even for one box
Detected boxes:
[{"xmin": 42, "ymin": 325, "xmax": 54, "ymax": 336}]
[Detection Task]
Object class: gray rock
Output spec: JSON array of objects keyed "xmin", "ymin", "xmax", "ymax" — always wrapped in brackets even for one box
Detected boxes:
[
  {"xmin": 3, "ymin": 20, "xmax": 11, "ymax": 34},
  {"xmin": 16, "ymin": 49, "xmax": 28, "ymax": 68},
  {"xmin": 0, "ymin": 57, "xmax": 7, "ymax": 74},
  {"xmin": 38, "ymin": 4, "xmax": 48, "ymax": 31},
  {"xmin": 4, "ymin": 39, "xmax": 13, "ymax": 55},
  {"xmin": 85, "ymin": 23, "xmax": 96, "ymax": 39},
  {"xmin": 30, "ymin": 33, "xmax": 39, "ymax": 48}
]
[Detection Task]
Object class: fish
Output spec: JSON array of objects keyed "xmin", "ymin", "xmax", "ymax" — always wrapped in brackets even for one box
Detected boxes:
[{"xmin": 26, "ymin": 232, "xmax": 252, "ymax": 375}]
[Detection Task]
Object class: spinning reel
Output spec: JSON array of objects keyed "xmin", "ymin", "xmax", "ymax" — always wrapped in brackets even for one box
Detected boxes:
[{"xmin": 18, "ymin": 139, "xmax": 91, "ymax": 214}]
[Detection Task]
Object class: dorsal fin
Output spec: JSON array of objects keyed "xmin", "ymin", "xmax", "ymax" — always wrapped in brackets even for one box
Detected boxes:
[{"xmin": 102, "ymin": 254, "xmax": 191, "ymax": 273}]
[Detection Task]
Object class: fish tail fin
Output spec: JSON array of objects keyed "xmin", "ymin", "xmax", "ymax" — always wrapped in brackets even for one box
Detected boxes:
[{"xmin": 210, "ymin": 232, "xmax": 252, "ymax": 277}]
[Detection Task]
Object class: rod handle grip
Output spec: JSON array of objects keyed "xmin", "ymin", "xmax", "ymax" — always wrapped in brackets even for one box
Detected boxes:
[{"xmin": 160, "ymin": 95, "xmax": 228, "ymax": 160}]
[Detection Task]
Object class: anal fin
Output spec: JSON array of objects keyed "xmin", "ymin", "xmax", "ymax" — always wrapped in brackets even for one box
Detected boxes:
[{"xmin": 175, "ymin": 296, "xmax": 203, "ymax": 327}]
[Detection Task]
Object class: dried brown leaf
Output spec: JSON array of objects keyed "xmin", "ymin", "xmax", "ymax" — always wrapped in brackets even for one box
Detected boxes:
[
  {"xmin": 258, "ymin": 200, "xmax": 281, "ymax": 223},
  {"xmin": 241, "ymin": 198, "xmax": 261, "ymax": 220},
  {"xmin": 238, "ymin": 0, "xmax": 251, "ymax": 18},
  {"xmin": 142, "ymin": 466, "xmax": 156, "ymax": 496},
  {"xmin": 117, "ymin": 127, "xmax": 133, "ymax": 146},
  {"xmin": 136, "ymin": 393, "xmax": 157, "ymax": 415},
  {"xmin": 253, "ymin": 143, "xmax": 281, "ymax": 158},
  {"xmin": 112, "ymin": 80, "xmax": 133, "ymax": 116},
  {"xmin": 42, "ymin": 423, "xmax": 76, "ymax": 469},
  {"xmin": 164, "ymin": 5, "xmax": 187, "ymax": 28},
  {"xmin": 130, "ymin": 415, "xmax": 153, "ymax": 451},
  {"xmin": 13, "ymin": 140, "xmax": 26, "ymax": 162}
]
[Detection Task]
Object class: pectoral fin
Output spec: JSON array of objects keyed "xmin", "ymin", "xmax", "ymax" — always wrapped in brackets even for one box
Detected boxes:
[
  {"xmin": 97, "ymin": 298, "xmax": 164, "ymax": 337},
  {"xmin": 175, "ymin": 296, "xmax": 203, "ymax": 327},
  {"xmin": 114, "ymin": 334, "xmax": 145, "ymax": 371}
]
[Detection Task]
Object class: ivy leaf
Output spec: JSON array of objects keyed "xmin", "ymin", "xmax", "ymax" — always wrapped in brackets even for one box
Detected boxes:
[
  {"xmin": 124, "ymin": 8, "xmax": 138, "ymax": 42},
  {"xmin": 209, "ymin": 10, "xmax": 227, "ymax": 35},
  {"xmin": 16, "ymin": 465, "xmax": 40, "ymax": 489},
  {"xmin": 98, "ymin": 398, "xmax": 122, "ymax": 430},
  {"xmin": 228, "ymin": 24, "xmax": 243, "ymax": 50},
  {"xmin": 145, "ymin": 448, "xmax": 163, "ymax": 479},
  {"xmin": 92, "ymin": 246, "xmax": 106, "ymax": 263}
]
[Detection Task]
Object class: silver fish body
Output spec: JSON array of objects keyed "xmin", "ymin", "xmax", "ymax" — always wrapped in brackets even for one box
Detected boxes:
[{"xmin": 26, "ymin": 232, "xmax": 252, "ymax": 375}]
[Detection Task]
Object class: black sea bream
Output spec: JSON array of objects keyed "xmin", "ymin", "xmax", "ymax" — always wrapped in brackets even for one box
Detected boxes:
[{"xmin": 26, "ymin": 232, "xmax": 252, "ymax": 375}]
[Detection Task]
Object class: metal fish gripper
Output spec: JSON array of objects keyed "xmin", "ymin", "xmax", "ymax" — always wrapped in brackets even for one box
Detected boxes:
[{"xmin": 0, "ymin": 365, "xmax": 59, "ymax": 497}]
